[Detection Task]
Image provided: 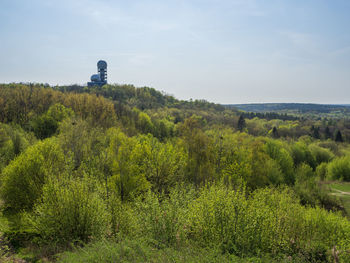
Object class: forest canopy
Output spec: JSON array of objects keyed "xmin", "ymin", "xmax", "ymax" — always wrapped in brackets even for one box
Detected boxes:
[{"xmin": 0, "ymin": 83, "xmax": 350, "ymax": 262}]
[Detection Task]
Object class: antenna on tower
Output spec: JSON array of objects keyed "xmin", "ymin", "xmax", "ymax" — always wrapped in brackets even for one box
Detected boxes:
[{"xmin": 88, "ymin": 60, "xmax": 108, "ymax": 87}]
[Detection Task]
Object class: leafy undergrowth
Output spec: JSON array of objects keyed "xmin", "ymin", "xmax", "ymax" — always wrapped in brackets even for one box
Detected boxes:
[
  {"xmin": 0, "ymin": 222, "xmax": 28, "ymax": 262},
  {"xmin": 2, "ymin": 185, "xmax": 350, "ymax": 262},
  {"xmin": 58, "ymin": 239, "xmax": 305, "ymax": 263}
]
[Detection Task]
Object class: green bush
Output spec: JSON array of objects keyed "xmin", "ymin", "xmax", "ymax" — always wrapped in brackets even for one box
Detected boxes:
[
  {"xmin": 29, "ymin": 176, "xmax": 109, "ymax": 246},
  {"xmin": 318, "ymin": 141, "xmax": 340, "ymax": 155},
  {"xmin": 316, "ymin": 162, "xmax": 328, "ymax": 181},
  {"xmin": 0, "ymin": 124, "xmax": 34, "ymax": 172},
  {"xmin": 327, "ymin": 156, "xmax": 350, "ymax": 181},
  {"xmin": 291, "ymin": 141, "xmax": 316, "ymax": 169},
  {"xmin": 186, "ymin": 184, "xmax": 248, "ymax": 254},
  {"xmin": 107, "ymin": 193, "xmax": 137, "ymax": 238},
  {"xmin": 294, "ymin": 164, "xmax": 317, "ymax": 206},
  {"xmin": 46, "ymin": 103, "xmax": 74, "ymax": 122},
  {"xmin": 0, "ymin": 126, "xmax": 15, "ymax": 171},
  {"xmin": 264, "ymin": 139, "xmax": 294, "ymax": 185},
  {"xmin": 0, "ymin": 139, "xmax": 67, "ymax": 212},
  {"xmin": 133, "ymin": 185, "xmax": 195, "ymax": 247},
  {"xmin": 31, "ymin": 115, "xmax": 58, "ymax": 139},
  {"xmin": 299, "ymin": 207, "xmax": 350, "ymax": 262},
  {"xmin": 309, "ymin": 144, "xmax": 334, "ymax": 166},
  {"xmin": 186, "ymin": 184, "xmax": 350, "ymax": 259},
  {"xmin": 294, "ymin": 164, "xmax": 342, "ymax": 211},
  {"xmin": 58, "ymin": 239, "xmax": 246, "ymax": 263},
  {"xmin": 30, "ymin": 103, "xmax": 74, "ymax": 139}
]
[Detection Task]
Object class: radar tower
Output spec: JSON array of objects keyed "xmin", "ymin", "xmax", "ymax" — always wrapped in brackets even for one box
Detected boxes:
[{"xmin": 88, "ymin": 60, "xmax": 108, "ymax": 87}]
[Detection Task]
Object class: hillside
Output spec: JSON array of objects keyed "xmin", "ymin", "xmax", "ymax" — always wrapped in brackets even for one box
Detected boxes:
[{"xmin": 0, "ymin": 83, "xmax": 350, "ymax": 262}]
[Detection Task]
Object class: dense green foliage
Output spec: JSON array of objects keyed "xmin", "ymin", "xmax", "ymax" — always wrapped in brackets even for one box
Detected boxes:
[
  {"xmin": 58, "ymin": 239, "xmax": 276, "ymax": 263},
  {"xmin": 327, "ymin": 156, "xmax": 350, "ymax": 181},
  {"xmin": 0, "ymin": 83, "xmax": 350, "ymax": 262},
  {"xmin": 29, "ymin": 176, "xmax": 108, "ymax": 245},
  {"xmin": 1, "ymin": 139, "xmax": 67, "ymax": 212}
]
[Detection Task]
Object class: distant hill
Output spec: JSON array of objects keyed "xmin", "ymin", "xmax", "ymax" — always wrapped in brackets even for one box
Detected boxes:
[
  {"xmin": 226, "ymin": 103, "xmax": 350, "ymax": 113},
  {"xmin": 225, "ymin": 103, "xmax": 350, "ymax": 118}
]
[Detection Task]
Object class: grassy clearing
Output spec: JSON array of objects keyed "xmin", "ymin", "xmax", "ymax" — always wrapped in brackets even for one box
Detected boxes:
[
  {"xmin": 329, "ymin": 182, "xmax": 350, "ymax": 193},
  {"xmin": 336, "ymin": 193, "xmax": 350, "ymax": 217},
  {"xmin": 327, "ymin": 182, "xmax": 350, "ymax": 216}
]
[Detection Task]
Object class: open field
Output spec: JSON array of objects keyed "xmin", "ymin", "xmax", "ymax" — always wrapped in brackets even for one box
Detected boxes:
[
  {"xmin": 327, "ymin": 182, "xmax": 350, "ymax": 216},
  {"xmin": 328, "ymin": 182, "xmax": 350, "ymax": 193}
]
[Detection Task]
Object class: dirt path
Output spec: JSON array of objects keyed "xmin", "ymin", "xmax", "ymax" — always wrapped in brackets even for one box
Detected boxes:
[{"xmin": 331, "ymin": 188, "xmax": 350, "ymax": 196}]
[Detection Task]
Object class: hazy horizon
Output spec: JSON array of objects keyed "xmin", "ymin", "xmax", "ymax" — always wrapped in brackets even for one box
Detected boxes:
[{"xmin": 1, "ymin": 0, "xmax": 350, "ymax": 104}]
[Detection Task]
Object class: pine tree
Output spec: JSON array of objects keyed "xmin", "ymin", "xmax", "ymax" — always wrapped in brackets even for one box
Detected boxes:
[
  {"xmin": 272, "ymin": 127, "xmax": 279, "ymax": 138},
  {"xmin": 237, "ymin": 115, "xmax": 246, "ymax": 132},
  {"xmin": 335, "ymin": 130, "xmax": 343, "ymax": 142},
  {"xmin": 311, "ymin": 125, "xmax": 320, "ymax": 139},
  {"xmin": 324, "ymin": 126, "xmax": 331, "ymax": 140}
]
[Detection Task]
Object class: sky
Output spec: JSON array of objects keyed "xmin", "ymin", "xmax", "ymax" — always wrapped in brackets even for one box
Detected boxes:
[{"xmin": 0, "ymin": 0, "xmax": 350, "ymax": 104}]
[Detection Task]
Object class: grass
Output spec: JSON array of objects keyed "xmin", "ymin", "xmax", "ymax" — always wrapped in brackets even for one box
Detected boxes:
[
  {"xmin": 326, "ymin": 181, "xmax": 350, "ymax": 217},
  {"xmin": 57, "ymin": 239, "xmax": 302, "ymax": 263},
  {"xmin": 329, "ymin": 182, "xmax": 350, "ymax": 193}
]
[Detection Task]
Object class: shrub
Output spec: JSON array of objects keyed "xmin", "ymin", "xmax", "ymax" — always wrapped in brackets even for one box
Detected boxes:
[
  {"xmin": 186, "ymin": 184, "xmax": 350, "ymax": 259},
  {"xmin": 58, "ymin": 239, "xmax": 238, "ymax": 263},
  {"xmin": 244, "ymin": 188, "xmax": 304, "ymax": 256},
  {"xmin": 294, "ymin": 163, "xmax": 315, "ymax": 205},
  {"xmin": 318, "ymin": 140, "xmax": 340, "ymax": 155},
  {"xmin": 107, "ymin": 193, "xmax": 137, "ymax": 238},
  {"xmin": 316, "ymin": 162, "xmax": 328, "ymax": 181},
  {"xmin": 0, "ymin": 139, "xmax": 67, "ymax": 212},
  {"xmin": 0, "ymin": 124, "xmax": 34, "ymax": 172},
  {"xmin": 309, "ymin": 144, "xmax": 334, "ymax": 165},
  {"xmin": 327, "ymin": 156, "xmax": 350, "ymax": 181},
  {"xmin": 30, "ymin": 103, "xmax": 74, "ymax": 139},
  {"xmin": 29, "ymin": 176, "xmax": 109, "ymax": 246},
  {"xmin": 0, "ymin": 126, "xmax": 15, "ymax": 171},
  {"xmin": 46, "ymin": 103, "xmax": 74, "ymax": 122},
  {"xmin": 298, "ymin": 207, "xmax": 350, "ymax": 262},
  {"xmin": 294, "ymin": 163, "xmax": 342, "ymax": 211},
  {"xmin": 264, "ymin": 139, "xmax": 294, "ymax": 185},
  {"xmin": 133, "ymin": 185, "xmax": 194, "ymax": 247},
  {"xmin": 30, "ymin": 114, "xmax": 58, "ymax": 139},
  {"xmin": 186, "ymin": 184, "xmax": 248, "ymax": 254},
  {"xmin": 291, "ymin": 142, "xmax": 316, "ymax": 169}
]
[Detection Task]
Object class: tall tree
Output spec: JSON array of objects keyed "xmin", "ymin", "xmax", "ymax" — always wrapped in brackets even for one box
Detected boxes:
[
  {"xmin": 311, "ymin": 125, "xmax": 320, "ymax": 139},
  {"xmin": 237, "ymin": 115, "xmax": 246, "ymax": 132},
  {"xmin": 272, "ymin": 127, "xmax": 279, "ymax": 138},
  {"xmin": 324, "ymin": 126, "xmax": 332, "ymax": 140},
  {"xmin": 335, "ymin": 130, "xmax": 344, "ymax": 142}
]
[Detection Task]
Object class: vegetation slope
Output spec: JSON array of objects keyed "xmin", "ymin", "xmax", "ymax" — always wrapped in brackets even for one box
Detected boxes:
[{"xmin": 0, "ymin": 83, "xmax": 350, "ymax": 262}]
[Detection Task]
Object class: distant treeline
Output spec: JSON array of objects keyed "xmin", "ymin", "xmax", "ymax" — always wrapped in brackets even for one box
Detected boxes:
[
  {"xmin": 228, "ymin": 103, "xmax": 350, "ymax": 114},
  {"xmin": 240, "ymin": 111, "xmax": 301, "ymax": 121}
]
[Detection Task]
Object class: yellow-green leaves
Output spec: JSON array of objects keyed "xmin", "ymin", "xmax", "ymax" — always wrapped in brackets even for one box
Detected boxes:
[{"xmin": 1, "ymin": 138, "xmax": 67, "ymax": 212}]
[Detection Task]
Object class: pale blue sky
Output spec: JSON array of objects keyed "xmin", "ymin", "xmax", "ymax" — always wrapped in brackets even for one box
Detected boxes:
[{"xmin": 1, "ymin": 0, "xmax": 350, "ymax": 104}]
